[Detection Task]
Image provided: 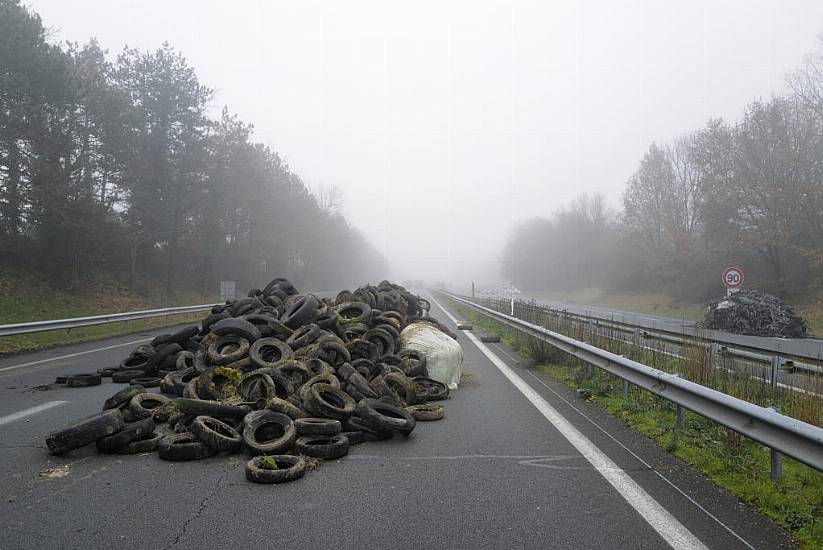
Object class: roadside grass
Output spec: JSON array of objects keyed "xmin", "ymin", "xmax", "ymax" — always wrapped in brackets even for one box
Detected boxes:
[
  {"xmin": 450, "ymin": 300, "xmax": 823, "ymax": 550},
  {"xmin": 0, "ymin": 268, "xmax": 213, "ymax": 354}
]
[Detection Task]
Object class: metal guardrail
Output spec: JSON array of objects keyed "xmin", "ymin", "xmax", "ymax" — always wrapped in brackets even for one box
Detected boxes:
[
  {"xmin": 443, "ymin": 291, "xmax": 823, "ymax": 473},
  {"xmin": 0, "ymin": 304, "xmax": 220, "ymax": 337},
  {"xmin": 477, "ymin": 296, "xmax": 823, "ymax": 376}
]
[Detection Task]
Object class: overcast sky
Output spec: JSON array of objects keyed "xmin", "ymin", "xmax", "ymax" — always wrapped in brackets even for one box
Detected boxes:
[{"xmin": 27, "ymin": 0, "xmax": 823, "ymax": 286}]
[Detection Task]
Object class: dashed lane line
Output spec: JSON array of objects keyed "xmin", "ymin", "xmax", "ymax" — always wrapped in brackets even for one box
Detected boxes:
[{"xmin": 0, "ymin": 401, "xmax": 69, "ymax": 427}]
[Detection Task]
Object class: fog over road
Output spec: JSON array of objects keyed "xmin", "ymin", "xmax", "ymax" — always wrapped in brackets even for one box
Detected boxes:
[{"xmin": 26, "ymin": 0, "xmax": 823, "ymax": 284}]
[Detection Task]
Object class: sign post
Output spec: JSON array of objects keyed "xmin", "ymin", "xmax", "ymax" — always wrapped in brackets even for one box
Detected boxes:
[
  {"xmin": 220, "ymin": 280, "xmax": 236, "ymax": 302},
  {"xmin": 721, "ymin": 267, "xmax": 744, "ymax": 296}
]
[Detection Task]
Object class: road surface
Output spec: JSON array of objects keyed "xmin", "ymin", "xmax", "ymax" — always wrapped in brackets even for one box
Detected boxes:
[{"xmin": 0, "ymin": 298, "xmax": 794, "ymax": 549}]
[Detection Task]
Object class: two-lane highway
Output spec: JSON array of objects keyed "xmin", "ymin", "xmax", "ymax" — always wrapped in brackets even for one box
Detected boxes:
[{"xmin": 0, "ymin": 302, "xmax": 794, "ymax": 549}]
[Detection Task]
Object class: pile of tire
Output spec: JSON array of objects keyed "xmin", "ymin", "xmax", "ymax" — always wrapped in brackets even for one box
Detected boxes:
[{"xmin": 45, "ymin": 278, "xmax": 452, "ymax": 485}]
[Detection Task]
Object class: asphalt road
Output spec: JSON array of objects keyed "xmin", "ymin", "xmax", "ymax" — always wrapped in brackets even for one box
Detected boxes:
[
  {"xmin": 0, "ymin": 299, "xmax": 795, "ymax": 549},
  {"xmin": 530, "ymin": 296, "xmax": 823, "ymax": 362}
]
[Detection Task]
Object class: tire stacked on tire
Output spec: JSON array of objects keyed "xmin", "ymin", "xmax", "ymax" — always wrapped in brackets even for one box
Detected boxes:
[{"xmin": 44, "ymin": 277, "xmax": 454, "ymax": 485}]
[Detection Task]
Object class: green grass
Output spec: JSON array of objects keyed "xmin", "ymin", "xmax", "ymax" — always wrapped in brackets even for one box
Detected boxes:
[
  {"xmin": 0, "ymin": 267, "xmax": 214, "ymax": 354},
  {"xmin": 451, "ymin": 299, "xmax": 823, "ymax": 549}
]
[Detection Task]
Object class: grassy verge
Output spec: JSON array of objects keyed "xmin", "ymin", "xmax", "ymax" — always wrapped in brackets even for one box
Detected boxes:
[
  {"xmin": 0, "ymin": 268, "xmax": 213, "ymax": 354},
  {"xmin": 452, "ymin": 300, "xmax": 823, "ymax": 549}
]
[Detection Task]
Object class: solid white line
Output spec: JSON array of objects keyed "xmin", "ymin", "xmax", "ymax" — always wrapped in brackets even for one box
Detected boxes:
[
  {"xmin": 0, "ymin": 401, "xmax": 69, "ymax": 427},
  {"xmin": 0, "ymin": 338, "xmax": 152, "ymax": 374},
  {"xmin": 428, "ymin": 292, "xmax": 707, "ymax": 550}
]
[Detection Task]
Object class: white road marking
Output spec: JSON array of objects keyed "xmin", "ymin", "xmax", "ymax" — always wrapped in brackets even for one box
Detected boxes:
[
  {"xmin": 0, "ymin": 401, "xmax": 69, "ymax": 427},
  {"xmin": 428, "ymin": 292, "xmax": 707, "ymax": 550},
  {"xmin": 0, "ymin": 338, "xmax": 152, "ymax": 375}
]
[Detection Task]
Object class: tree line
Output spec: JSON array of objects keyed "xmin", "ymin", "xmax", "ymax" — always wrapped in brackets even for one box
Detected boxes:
[
  {"xmin": 503, "ymin": 41, "xmax": 823, "ymax": 301},
  {"xmin": 0, "ymin": 0, "xmax": 387, "ymax": 295}
]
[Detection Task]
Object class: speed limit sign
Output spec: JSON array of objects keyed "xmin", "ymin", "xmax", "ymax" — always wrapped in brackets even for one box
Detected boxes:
[{"xmin": 722, "ymin": 267, "xmax": 744, "ymax": 289}]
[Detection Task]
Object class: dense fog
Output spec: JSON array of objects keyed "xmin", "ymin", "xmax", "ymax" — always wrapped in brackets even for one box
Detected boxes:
[{"xmin": 5, "ymin": 0, "xmax": 823, "ymax": 297}]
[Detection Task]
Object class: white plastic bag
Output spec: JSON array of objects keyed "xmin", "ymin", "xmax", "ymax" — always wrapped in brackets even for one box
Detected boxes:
[{"xmin": 400, "ymin": 322, "xmax": 464, "ymax": 389}]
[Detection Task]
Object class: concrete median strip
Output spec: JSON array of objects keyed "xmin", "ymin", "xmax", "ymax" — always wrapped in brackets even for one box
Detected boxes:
[
  {"xmin": 0, "ymin": 401, "xmax": 69, "ymax": 427},
  {"xmin": 428, "ymin": 292, "xmax": 708, "ymax": 550}
]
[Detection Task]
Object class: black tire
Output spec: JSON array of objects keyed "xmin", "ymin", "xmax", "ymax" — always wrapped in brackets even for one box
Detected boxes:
[
  {"xmin": 191, "ymin": 416, "xmax": 242, "ymax": 452},
  {"xmin": 339, "ymin": 431, "xmax": 365, "ymax": 445},
  {"xmin": 119, "ymin": 355, "xmax": 150, "ymax": 372},
  {"xmin": 176, "ymin": 351, "xmax": 195, "ymax": 371},
  {"xmin": 208, "ymin": 334, "xmax": 250, "ymax": 366},
  {"xmin": 336, "ymin": 362, "xmax": 356, "ymax": 382},
  {"xmin": 243, "ymin": 411, "xmax": 296, "ymax": 455},
  {"xmin": 298, "ymin": 374, "xmax": 340, "ymax": 402},
  {"xmin": 249, "ymin": 337, "xmax": 294, "ymax": 369},
  {"xmin": 286, "ymin": 323, "xmax": 320, "ymax": 350},
  {"xmin": 238, "ymin": 372, "xmax": 277, "ymax": 402},
  {"xmin": 304, "ymin": 358, "xmax": 336, "ymax": 377},
  {"xmin": 407, "ymin": 403, "xmax": 444, "ymax": 421},
  {"xmin": 168, "ymin": 325, "xmax": 201, "ymax": 344},
  {"xmin": 384, "ymin": 372, "xmax": 416, "ymax": 406},
  {"xmin": 211, "ymin": 318, "xmax": 261, "ymax": 342},
  {"xmin": 202, "ymin": 311, "xmax": 230, "ymax": 333},
  {"xmin": 175, "ymin": 398, "xmax": 251, "ymax": 419},
  {"xmin": 479, "ymin": 335, "xmax": 501, "ymax": 343},
  {"xmin": 364, "ymin": 328, "xmax": 396, "ymax": 356},
  {"xmin": 103, "ymin": 385, "xmax": 146, "ymax": 410},
  {"xmin": 66, "ymin": 373, "xmax": 102, "ymax": 388},
  {"xmin": 130, "ymin": 376, "xmax": 161, "ymax": 388},
  {"xmin": 457, "ymin": 323, "xmax": 473, "ymax": 330},
  {"xmin": 129, "ymin": 393, "xmax": 172, "ymax": 420},
  {"xmin": 245, "ymin": 455, "xmax": 306, "ymax": 484},
  {"xmin": 343, "ymin": 416, "xmax": 393, "ymax": 440},
  {"xmin": 112, "ymin": 370, "xmax": 144, "ymax": 384},
  {"xmin": 158, "ymin": 433, "xmax": 218, "ymax": 461},
  {"xmin": 302, "ymin": 383, "xmax": 355, "ymax": 421},
  {"xmin": 347, "ymin": 338, "xmax": 379, "ymax": 362},
  {"xmin": 145, "ymin": 343, "xmax": 183, "ymax": 373},
  {"xmin": 97, "ymin": 367, "xmax": 118, "ymax": 378},
  {"xmin": 355, "ymin": 398, "xmax": 416, "ymax": 437},
  {"xmin": 294, "ymin": 417, "xmax": 341, "ymax": 436},
  {"xmin": 315, "ymin": 339, "xmax": 351, "ymax": 367},
  {"xmin": 336, "ymin": 302, "xmax": 372, "ymax": 324},
  {"xmin": 266, "ymin": 397, "xmax": 307, "ymax": 420},
  {"xmin": 46, "ymin": 409, "xmax": 124, "ymax": 455},
  {"xmin": 352, "ymin": 370, "xmax": 379, "ymax": 396},
  {"xmin": 96, "ymin": 418, "xmax": 156, "ymax": 452},
  {"xmin": 276, "ymin": 360, "xmax": 313, "ymax": 388},
  {"xmin": 281, "ymin": 295, "xmax": 321, "ymax": 329},
  {"xmin": 294, "ymin": 435, "xmax": 349, "ymax": 460},
  {"xmin": 115, "ymin": 434, "xmax": 161, "ymax": 454},
  {"xmin": 412, "ymin": 377, "xmax": 450, "ymax": 401}
]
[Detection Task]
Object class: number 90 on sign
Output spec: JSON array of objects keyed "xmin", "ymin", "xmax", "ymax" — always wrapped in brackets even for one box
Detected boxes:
[{"xmin": 722, "ymin": 267, "xmax": 744, "ymax": 289}]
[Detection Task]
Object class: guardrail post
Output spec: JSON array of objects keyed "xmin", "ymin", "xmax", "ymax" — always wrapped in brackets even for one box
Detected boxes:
[
  {"xmin": 675, "ymin": 373, "xmax": 686, "ymax": 431},
  {"xmin": 770, "ymin": 356, "xmax": 782, "ymax": 387},
  {"xmin": 623, "ymin": 379, "xmax": 629, "ymax": 399},
  {"xmin": 768, "ymin": 406, "xmax": 783, "ymax": 481}
]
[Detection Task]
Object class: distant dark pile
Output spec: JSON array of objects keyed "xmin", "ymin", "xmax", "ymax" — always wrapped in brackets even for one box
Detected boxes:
[
  {"xmin": 45, "ymin": 278, "xmax": 453, "ymax": 485},
  {"xmin": 703, "ymin": 289, "xmax": 808, "ymax": 338}
]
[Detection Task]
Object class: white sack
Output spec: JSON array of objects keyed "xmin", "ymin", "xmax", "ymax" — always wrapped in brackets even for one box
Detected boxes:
[{"xmin": 400, "ymin": 322, "xmax": 463, "ymax": 389}]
